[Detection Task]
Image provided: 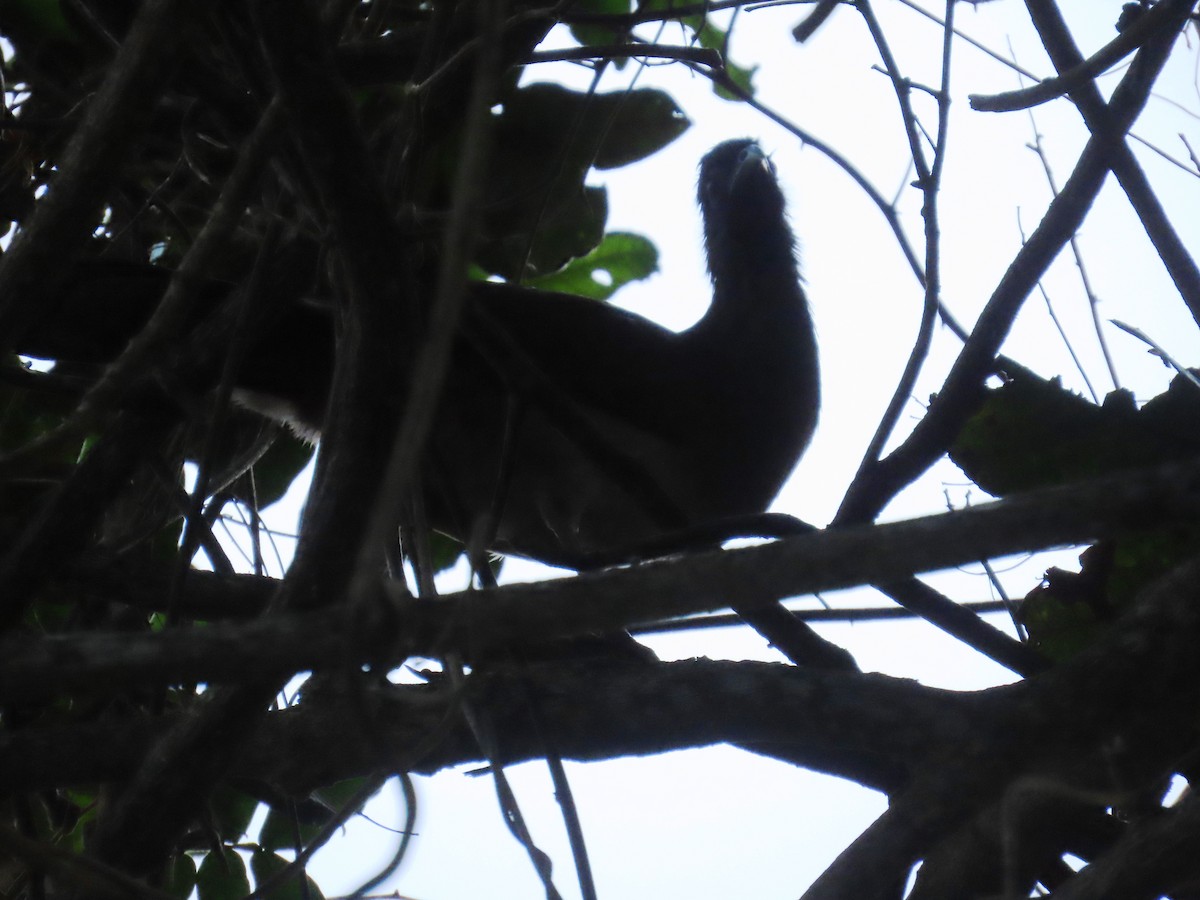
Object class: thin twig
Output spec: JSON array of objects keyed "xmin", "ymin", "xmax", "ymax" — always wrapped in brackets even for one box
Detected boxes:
[
  {"xmin": 970, "ymin": 2, "xmax": 1174, "ymax": 112},
  {"xmin": 638, "ymin": 599, "xmax": 1012, "ymax": 633},
  {"xmin": 891, "ymin": 0, "xmax": 1040, "ymax": 81},
  {"xmin": 1110, "ymin": 319, "xmax": 1200, "ymax": 389},
  {"xmin": 697, "ymin": 65, "xmax": 972, "ymax": 342},
  {"xmin": 1017, "ymin": 120, "xmax": 1109, "ymax": 399},
  {"xmin": 526, "ymin": 44, "xmax": 722, "ymax": 67},
  {"xmin": 1128, "ymin": 130, "xmax": 1200, "ymax": 177},
  {"xmin": 847, "ymin": 0, "xmax": 955, "ymax": 474}
]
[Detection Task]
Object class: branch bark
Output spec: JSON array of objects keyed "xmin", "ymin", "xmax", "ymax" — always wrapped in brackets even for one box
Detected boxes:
[
  {"xmin": 0, "ymin": 658, "xmax": 976, "ymax": 796},
  {"xmin": 3, "ymin": 456, "xmax": 1199, "ymax": 702}
]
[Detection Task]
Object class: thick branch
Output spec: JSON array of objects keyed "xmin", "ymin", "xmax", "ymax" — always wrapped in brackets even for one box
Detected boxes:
[
  {"xmin": 1018, "ymin": 0, "xmax": 1200, "ymax": 329},
  {"xmin": 4, "ymin": 457, "xmax": 1199, "ymax": 702},
  {"xmin": 802, "ymin": 543, "xmax": 1200, "ymax": 899},
  {"xmin": 0, "ymin": 659, "xmax": 970, "ymax": 796},
  {"xmin": 1048, "ymin": 790, "xmax": 1200, "ymax": 899},
  {"xmin": 969, "ymin": 0, "xmax": 1178, "ymax": 113}
]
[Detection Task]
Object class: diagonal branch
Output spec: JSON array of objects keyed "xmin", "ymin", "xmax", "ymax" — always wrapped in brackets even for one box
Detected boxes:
[
  {"xmin": 969, "ymin": 0, "xmax": 1182, "ymax": 113},
  {"xmin": 1018, "ymin": 0, "xmax": 1200, "ymax": 329},
  {"xmin": 803, "ymin": 544, "xmax": 1200, "ymax": 898},
  {"xmin": 835, "ymin": 9, "xmax": 1190, "ymax": 525}
]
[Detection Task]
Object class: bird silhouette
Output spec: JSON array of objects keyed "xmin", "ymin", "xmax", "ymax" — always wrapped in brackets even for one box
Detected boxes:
[{"xmin": 16, "ymin": 139, "xmax": 818, "ymax": 570}]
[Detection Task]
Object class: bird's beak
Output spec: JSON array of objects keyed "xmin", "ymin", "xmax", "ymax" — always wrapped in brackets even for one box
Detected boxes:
[{"xmin": 732, "ymin": 144, "xmax": 771, "ymax": 190}]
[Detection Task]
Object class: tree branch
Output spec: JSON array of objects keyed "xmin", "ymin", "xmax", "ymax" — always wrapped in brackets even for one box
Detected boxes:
[
  {"xmin": 802, "ymin": 539, "xmax": 1200, "ymax": 898},
  {"xmin": 1016, "ymin": 0, "xmax": 1200, "ymax": 330},
  {"xmin": 0, "ymin": 0, "xmax": 192, "ymax": 349},
  {"xmin": 835, "ymin": 10, "xmax": 1189, "ymax": 524},
  {"xmin": 0, "ymin": 658, "xmax": 970, "ymax": 796},
  {"xmin": 4, "ymin": 457, "xmax": 1200, "ymax": 702}
]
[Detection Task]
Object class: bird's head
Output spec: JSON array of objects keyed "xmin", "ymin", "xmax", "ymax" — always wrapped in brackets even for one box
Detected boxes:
[
  {"xmin": 697, "ymin": 139, "xmax": 796, "ymax": 286},
  {"xmin": 699, "ymin": 139, "xmax": 787, "ymax": 219}
]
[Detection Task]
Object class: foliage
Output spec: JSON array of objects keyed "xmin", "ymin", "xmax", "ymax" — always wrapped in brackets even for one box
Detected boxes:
[
  {"xmin": 1, "ymin": 0, "xmax": 1199, "ymax": 898},
  {"xmin": 953, "ymin": 366, "xmax": 1200, "ymax": 657}
]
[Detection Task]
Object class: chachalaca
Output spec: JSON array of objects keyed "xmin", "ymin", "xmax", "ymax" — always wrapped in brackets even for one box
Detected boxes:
[{"xmin": 14, "ymin": 139, "xmax": 818, "ymax": 570}]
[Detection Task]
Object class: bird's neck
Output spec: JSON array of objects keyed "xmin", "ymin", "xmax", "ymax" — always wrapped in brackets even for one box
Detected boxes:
[{"xmin": 694, "ymin": 225, "xmax": 812, "ymax": 348}]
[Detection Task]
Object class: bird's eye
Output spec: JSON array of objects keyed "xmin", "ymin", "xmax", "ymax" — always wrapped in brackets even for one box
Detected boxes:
[{"xmin": 736, "ymin": 145, "xmax": 771, "ymax": 175}]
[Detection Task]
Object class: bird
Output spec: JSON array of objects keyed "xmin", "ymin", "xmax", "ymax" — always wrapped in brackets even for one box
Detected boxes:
[{"xmin": 15, "ymin": 139, "xmax": 818, "ymax": 570}]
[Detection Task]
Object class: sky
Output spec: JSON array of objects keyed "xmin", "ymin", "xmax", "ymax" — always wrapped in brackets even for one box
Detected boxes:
[{"xmin": 221, "ymin": 1, "xmax": 1200, "ymax": 896}]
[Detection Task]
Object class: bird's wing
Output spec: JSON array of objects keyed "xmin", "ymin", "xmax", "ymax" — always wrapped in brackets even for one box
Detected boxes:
[{"xmin": 465, "ymin": 281, "xmax": 702, "ymax": 442}]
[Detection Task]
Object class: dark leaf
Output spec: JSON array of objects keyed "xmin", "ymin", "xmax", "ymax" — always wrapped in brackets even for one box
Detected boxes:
[
  {"xmin": 168, "ymin": 852, "xmax": 199, "ymax": 898},
  {"xmin": 259, "ymin": 807, "xmax": 322, "ymax": 854},
  {"xmin": 427, "ymin": 530, "xmax": 476, "ymax": 575},
  {"xmin": 196, "ymin": 848, "xmax": 250, "ymax": 900},
  {"xmin": 638, "ymin": 0, "xmax": 757, "ymax": 98},
  {"xmin": 209, "ymin": 786, "xmax": 259, "ymax": 844},
  {"xmin": 473, "ymin": 82, "xmax": 686, "ymax": 278},
  {"xmin": 250, "ymin": 849, "xmax": 326, "ymax": 900},
  {"xmin": 587, "ymin": 90, "xmax": 691, "ymax": 170},
  {"xmin": 948, "ymin": 363, "xmax": 1197, "ymax": 496},
  {"xmin": 245, "ymin": 430, "xmax": 316, "ymax": 509},
  {"xmin": 0, "ymin": 369, "xmax": 82, "ymax": 457},
  {"xmin": 961, "ymin": 366, "xmax": 1200, "ymax": 657},
  {"xmin": 568, "ymin": 0, "xmax": 634, "ymax": 50},
  {"xmin": 1, "ymin": 0, "xmax": 76, "ymax": 42},
  {"xmin": 311, "ymin": 776, "xmax": 374, "ymax": 812}
]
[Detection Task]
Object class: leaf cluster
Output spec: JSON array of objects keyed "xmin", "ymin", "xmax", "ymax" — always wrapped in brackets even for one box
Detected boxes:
[{"xmin": 0, "ymin": 0, "xmax": 706, "ymax": 896}]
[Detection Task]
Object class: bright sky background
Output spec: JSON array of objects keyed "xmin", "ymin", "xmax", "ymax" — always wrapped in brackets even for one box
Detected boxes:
[{"xmin": 216, "ymin": 1, "xmax": 1200, "ymax": 896}]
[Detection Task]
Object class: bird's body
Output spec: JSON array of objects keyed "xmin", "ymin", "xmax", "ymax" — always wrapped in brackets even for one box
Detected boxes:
[{"xmin": 17, "ymin": 139, "xmax": 817, "ymax": 569}]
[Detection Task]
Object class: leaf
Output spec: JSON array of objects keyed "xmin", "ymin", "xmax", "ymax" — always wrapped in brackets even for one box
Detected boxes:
[
  {"xmin": 1105, "ymin": 524, "xmax": 1200, "ymax": 609},
  {"xmin": 958, "ymin": 365, "xmax": 1200, "ymax": 656},
  {"xmin": 428, "ymin": 530, "xmax": 475, "ymax": 575},
  {"xmin": 3, "ymin": 0, "xmax": 74, "ymax": 42},
  {"xmin": 637, "ymin": 0, "xmax": 757, "ymax": 98},
  {"xmin": 691, "ymin": 17, "xmax": 757, "ymax": 99},
  {"xmin": 311, "ymin": 777, "xmax": 374, "ymax": 812},
  {"xmin": 528, "ymin": 232, "xmax": 659, "ymax": 300},
  {"xmin": 196, "ymin": 849, "xmax": 250, "ymax": 900},
  {"xmin": 474, "ymin": 175, "xmax": 607, "ymax": 280},
  {"xmin": 470, "ymin": 82, "xmax": 687, "ymax": 278},
  {"xmin": 948, "ymin": 362, "xmax": 1194, "ymax": 496},
  {"xmin": 587, "ymin": 90, "xmax": 691, "ymax": 170},
  {"xmin": 492, "ymin": 83, "xmax": 688, "ymax": 171},
  {"xmin": 260, "ymin": 780, "xmax": 385, "ymax": 853},
  {"xmin": 0, "ymin": 372, "xmax": 82, "ymax": 458},
  {"xmin": 259, "ymin": 806, "xmax": 326, "ymax": 853},
  {"xmin": 61, "ymin": 788, "xmax": 99, "ymax": 848},
  {"xmin": 1019, "ymin": 564, "xmax": 1108, "ymax": 661},
  {"xmin": 168, "ymin": 853, "xmax": 198, "ymax": 898},
  {"xmin": 208, "ymin": 786, "xmax": 259, "ymax": 844},
  {"xmin": 715, "ymin": 58, "xmax": 758, "ymax": 101},
  {"xmin": 249, "ymin": 850, "xmax": 326, "ymax": 900},
  {"xmin": 568, "ymin": 0, "xmax": 634, "ymax": 51},
  {"xmin": 246, "ymin": 430, "xmax": 315, "ymax": 509}
]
